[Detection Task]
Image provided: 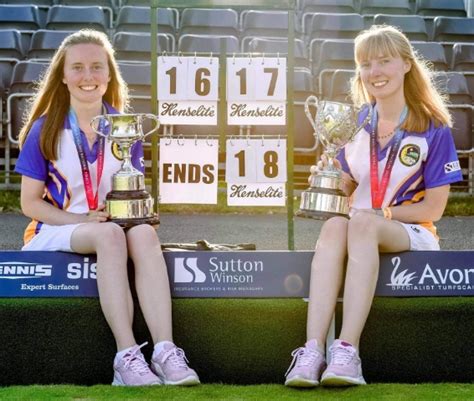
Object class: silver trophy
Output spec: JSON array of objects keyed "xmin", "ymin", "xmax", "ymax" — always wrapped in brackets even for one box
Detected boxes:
[
  {"xmin": 297, "ymin": 96, "xmax": 371, "ymax": 220},
  {"xmin": 91, "ymin": 113, "xmax": 160, "ymax": 228}
]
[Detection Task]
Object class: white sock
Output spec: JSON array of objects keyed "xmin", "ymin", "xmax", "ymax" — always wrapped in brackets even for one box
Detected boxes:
[
  {"xmin": 154, "ymin": 340, "xmax": 174, "ymax": 356},
  {"xmin": 115, "ymin": 344, "xmax": 137, "ymax": 362}
]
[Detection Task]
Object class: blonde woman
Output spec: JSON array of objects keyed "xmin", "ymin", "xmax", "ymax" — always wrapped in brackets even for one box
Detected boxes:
[
  {"xmin": 15, "ymin": 30, "xmax": 199, "ymax": 387},
  {"xmin": 285, "ymin": 25, "xmax": 462, "ymax": 387}
]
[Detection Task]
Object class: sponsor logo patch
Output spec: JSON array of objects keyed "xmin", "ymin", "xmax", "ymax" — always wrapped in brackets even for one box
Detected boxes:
[
  {"xmin": 174, "ymin": 257, "xmax": 206, "ymax": 283},
  {"xmin": 0, "ymin": 262, "xmax": 52, "ymax": 279},
  {"xmin": 399, "ymin": 144, "xmax": 421, "ymax": 167},
  {"xmin": 444, "ymin": 160, "xmax": 461, "ymax": 174},
  {"xmin": 386, "ymin": 256, "xmax": 474, "ymax": 293}
]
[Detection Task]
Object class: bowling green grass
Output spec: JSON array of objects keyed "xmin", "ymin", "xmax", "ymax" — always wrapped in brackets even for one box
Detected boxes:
[
  {"xmin": 0, "ymin": 383, "xmax": 474, "ymax": 401},
  {"xmin": 1, "ymin": 190, "xmax": 474, "ymax": 216}
]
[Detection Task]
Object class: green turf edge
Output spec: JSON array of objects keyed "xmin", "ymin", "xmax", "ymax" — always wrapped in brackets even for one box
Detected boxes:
[{"xmin": 0, "ymin": 383, "xmax": 474, "ymax": 401}]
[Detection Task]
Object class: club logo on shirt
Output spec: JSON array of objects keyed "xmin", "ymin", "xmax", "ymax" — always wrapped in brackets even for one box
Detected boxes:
[
  {"xmin": 444, "ymin": 161, "xmax": 461, "ymax": 174},
  {"xmin": 111, "ymin": 142, "xmax": 123, "ymax": 161},
  {"xmin": 399, "ymin": 144, "xmax": 420, "ymax": 167}
]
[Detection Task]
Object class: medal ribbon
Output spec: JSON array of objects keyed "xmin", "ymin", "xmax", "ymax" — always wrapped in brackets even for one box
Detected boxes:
[
  {"xmin": 69, "ymin": 108, "xmax": 106, "ymax": 211},
  {"xmin": 369, "ymin": 105, "xmax": 408, "ymax": 208}
]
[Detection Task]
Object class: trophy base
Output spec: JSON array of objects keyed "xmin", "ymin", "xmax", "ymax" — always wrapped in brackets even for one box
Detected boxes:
[
  {"xmin": 296, "ymin": 209, "xmax": 348, "ymax": 220},
  {"xmin": 110, "ymin": 214, "xmax": 160, "ymax": 229},
  {"xmin": 297, "ymin": 187, "xmax": 349, "ymax": 221},
  {"xmin": 106, "ymin": 190, "xmax": 159, "ymax": 228}
]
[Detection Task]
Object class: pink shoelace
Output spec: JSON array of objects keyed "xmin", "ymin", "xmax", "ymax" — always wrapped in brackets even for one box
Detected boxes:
[
  {"xmin": 329, "ymin": 344, "xmax": 355, "ymax": 365},
  {"xmin": 122, "ymin": 342, "xmax": 151, "ymax": 376},
  {"xmin": 160, "ymin": 346, "xmax": 190, "ymax": 370}
]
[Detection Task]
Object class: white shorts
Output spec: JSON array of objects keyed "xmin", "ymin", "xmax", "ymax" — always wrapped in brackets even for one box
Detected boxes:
[
  {"xmin": 22, "ymin": 223, "xmax": 85, "ymax": 252},
  {"xmin": 399, "ymin": 223, "xmax": 440, "ymax": 251}
]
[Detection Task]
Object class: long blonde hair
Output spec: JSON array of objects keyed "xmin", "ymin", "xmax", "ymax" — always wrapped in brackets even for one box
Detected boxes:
[
  {"xmin": 351, "ymin": 24, "xmax": 451, "ymax": 132},
  {"xmin": 18, "ymin": 29, "xmax": 129, "ymax": 160}
]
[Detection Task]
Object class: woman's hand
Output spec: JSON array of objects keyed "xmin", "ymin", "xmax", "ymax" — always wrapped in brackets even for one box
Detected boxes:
[
  {"xmin": 20, "ymin": 176, "xmax": 111, "ymax": 225},
  {"xmin": 83, "ymin": 204, "xmax": 109, "ymax": 223},
  {"xmin": 307, "ymin": 154, "xmax": 356, "ymax": 196},
  {"xmin": 309, "ymin": 154, "xmax": 342, "ymax": 182}
]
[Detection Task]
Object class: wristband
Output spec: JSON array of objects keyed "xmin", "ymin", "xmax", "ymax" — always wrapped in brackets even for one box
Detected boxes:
[{"xmin": 382, "ymin": 207, "xmax": 392, "ymax": 220}]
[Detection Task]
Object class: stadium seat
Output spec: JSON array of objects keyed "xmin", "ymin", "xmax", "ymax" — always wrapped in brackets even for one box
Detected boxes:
[
  {"xmin": 179, "ymin": 8, "xmax": 239, "ymax": 37},
  {"xmin": 45, "ymin": 5, "xmax": 108, "ymax": 32},
  {"xmin": 0, "ymin": 5, "xmax": 42, "ymax": 30},
  {"xmin": 328, "ymin": 68, "xmax": 354, "ymax": 103},
  {"xmin": 373, "ymin": 14, "xmax": 428, "ymax": 41},
  {"xmin": 178, "ymin": 34, "xmax": 239, "ymax": 54},
  {"xmin": 299, "ymin": 0, "xmax": 356, "ymax": 14},
  {"xmin": 431, "ymin": 72, "xmax": 473, "ymax": 152},
  {"xmin": 317, "ymin": 68, "xmax": 335, "ymax": 99},
  {"xmin": 7, "ymin": 60, "xmax": 48, "ymax": 144},
  {"xmin": 121, "ymin": 0, "xmax": 156, "ymax": 6},
  {"xmin": 241, "ymin": 10, "xmax": 301, "ymax": 49},
  {"xmin": 0, "ymin": 0, "xmax": 51, "ymax": 4},
  {"xmin": 292, "ymin": 68, "xmax": 314, "ymax": 102},
  {"xmin": 8, "ymin": 60, "xmax": 46, "ymax": 94},
  {"xmin": 116, "ymin": 61, "xmax": 164, "ymax": 136},
  {"xmin": 55, "ymin": 0, "xmax": 114, "ymax": 8},
  {"xmin": 0, "ymin": 32, "xmax": 21, "ymax": 139},
  {"xmin": 360, "ymin": 0, "xmax": 412, "ymax": 15},
  {"xmin": 433, "ymin": 71, "xmax": 471, "ymax": 105},
  {"xmin": 0, "ymin": 59, "xmax": 17, "ymax": 96},
  {"xmin": 115, "ymin": 6, "xmax": 177, "ymax": 36},
  {"xmin": 432, "ymin": 17, "xmax": 474, "ymax": 43},
  {"xmin": 411, "ymin": 41, "xmax": 449, "ymax": 71},
  {"xmin": 245, "ymin": 38, "xmax": 310, "ymax": 71},
  {"xmin": 415, "ymin": 0, "xmax": 467, "ymax": 17},
  {"xmin": 113, "ymin": 32, "xmax": 172, "ymax": 62},
  {"xmin": 118, "ymin": 61, "xmax": 151, "ymax": 98},
  {"xmin": 452, "ymin": 43, "xmax": 474, "ymax": 71},
  {"xmin": 449, "ymin": 105, "xmax": 473, "ymax": 152},
  {"xmin": 294, "ymin": 69, "xmax": 318, "ymax": 151},
  {"xmin": 27, "ymin": 29, "xmax": 72, "ymax": 60},
  {"xmin": 0, "ymin": 58, "xmax": 18, "ymax": 139},
  {"xmin": 311, "ymin": 39, "xmax": 355, "ymax": 83},
  {"xmin": 452, "ymin": 44, "xmax": 474, "ymax": 103},
  {"xmin": 55, "ymin": 0, "xmax": 114, "ymax": 28},
  {"xmin": 304, "ymin": 13, "xmax": 364, "ymax": 43},
  {"xmin": 0, "ymin": 29, "xmax": 24, "ymax": 59}
]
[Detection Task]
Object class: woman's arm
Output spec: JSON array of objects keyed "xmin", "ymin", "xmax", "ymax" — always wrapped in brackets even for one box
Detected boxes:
[
  {"xmin": 20, "ymin": 176, "xmax": 109, "ymax": 225},
  {"xmin": 340, "ymin": 171, "xmax": 357, "ymax": 196},
  {"xmin": 389, "ymin": 185, "xmax": 450, "ymax": 223}
]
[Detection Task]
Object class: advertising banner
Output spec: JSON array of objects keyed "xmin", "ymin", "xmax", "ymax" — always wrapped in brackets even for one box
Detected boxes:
[{"xmin": 0, "ymin": 251, "xmax": 473, "ymax": 298}]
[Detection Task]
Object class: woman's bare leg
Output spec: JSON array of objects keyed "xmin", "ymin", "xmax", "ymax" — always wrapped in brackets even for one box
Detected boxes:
[{"xmin": 71, "ymin": 222, "xmax": 135, "ymax": 351}]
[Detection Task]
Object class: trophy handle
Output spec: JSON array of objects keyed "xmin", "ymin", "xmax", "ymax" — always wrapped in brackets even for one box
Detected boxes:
[
  {"xmin": 304, "ymin": 95, "xmax": 320, "ymax": 149},
  {"xmin": 140, "ymin": 114, "xmax": 160, "ymax": 138},
  {"xmin": 90, "ymin": 115, "xmax": 109, "ymax": 138}
]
